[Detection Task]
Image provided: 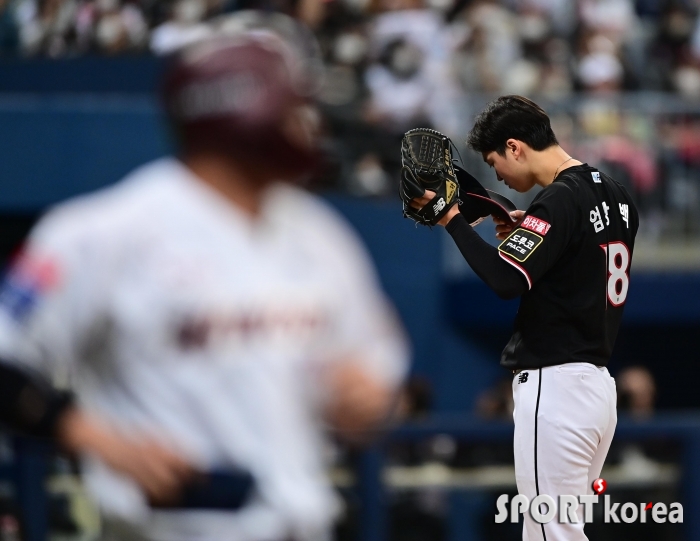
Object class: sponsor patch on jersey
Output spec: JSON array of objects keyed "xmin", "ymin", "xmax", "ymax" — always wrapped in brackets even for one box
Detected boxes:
[
  {"xmin": 591, "ymin": 171, "xmax": 601, "ymax": 183},
  {"xmin": 0, "ymin": 250, "xmax": 60, "ymax": 322},
  {"xmin": 498, "ymin": 228, "xmax": 544, "ymax": 263},
  {"xmin": 520, "ymin": 215, "xmax": 551, "ymax": 236}
]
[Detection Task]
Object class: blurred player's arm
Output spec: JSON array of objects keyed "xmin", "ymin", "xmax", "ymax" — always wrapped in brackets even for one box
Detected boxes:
[
  {"xmin": 444, "ymin": 212, "xmax": 528, "ymax": 300},
  {"xmin": 410, "ymin": 190, "xmax": 528, "ymax": 300},
  {"xmin": 324, "ymin": 360, "xmax": 399, "ymax": 438},
  {"xmin": 0, "ymin": 209, "xmax": 198, "ymax": 505},
  {"xmin": 0, "ymin": 360, "xmax": 195, "ymax": 504},
  {"xmin": 316, "ymin": 206, "xmax": 411, "ymax": 441},
  {"xmin": 57, "ymin": 408, "xmax": 195, "ymax": 505}
]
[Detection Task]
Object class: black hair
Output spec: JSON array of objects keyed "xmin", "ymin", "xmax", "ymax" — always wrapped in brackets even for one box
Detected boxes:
[{"xmin": 466, "ymin": 95, "xmax": 558, "ymax": 155}]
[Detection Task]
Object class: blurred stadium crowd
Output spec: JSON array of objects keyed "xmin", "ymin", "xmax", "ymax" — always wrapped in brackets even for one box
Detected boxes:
[
  {"xmin": 3, "ymin": 0, "xmax": 700, "ymax": 237},
  {"xmin": 4, "ymin": 0, "xmax": 700, "ymax": 95}
]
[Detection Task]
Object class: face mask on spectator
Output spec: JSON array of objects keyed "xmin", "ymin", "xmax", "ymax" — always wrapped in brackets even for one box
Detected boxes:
[
  {"xmin": 175, "ymin": 0, "xmax": 206, "ymax": 24},
  {"xmin": 96, "ymin": 0, "xmax": 119, "ymax": 13},
  {"xmin": 383, "ymin": 40, "xmax": 422, "ymax": 79},
  {"xmin": 334, "ymin": 33, "xmax": 368, "ymax": 66}
]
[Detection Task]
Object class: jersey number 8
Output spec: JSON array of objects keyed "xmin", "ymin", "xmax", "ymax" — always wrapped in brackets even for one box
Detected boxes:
[{"xmin": 601, "ymin": 242, "xmax": 630, "ymax": 306}]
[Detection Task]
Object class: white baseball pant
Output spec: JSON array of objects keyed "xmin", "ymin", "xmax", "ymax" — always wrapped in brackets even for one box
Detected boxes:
[{"xmin": 512, "ymin": 362, "xmax": 617, "ymax": 541}]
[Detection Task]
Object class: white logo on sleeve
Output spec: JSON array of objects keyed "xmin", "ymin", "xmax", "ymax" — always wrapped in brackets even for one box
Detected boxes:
[{"xmin": 591, "ymin": 172, "xmax": 601, "ymax": 183}]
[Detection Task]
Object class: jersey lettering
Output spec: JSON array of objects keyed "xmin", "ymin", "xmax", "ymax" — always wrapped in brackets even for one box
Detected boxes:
[
  {"xmin": 590, "ymin": 206, "xmax": 604, "ymax": 232},
  {"xmin": 590, "ymin": 202, "xmax": 612, "ymax": 232},
  {"xmin": 521, "ymin": 216, "xmax": 551, "ymax": 235},
  {"xmin": 619, "ymin": 204, "xmax": 629, "ymax": 228},
  {"xmin": 498, "ymin": 229, "xmax": 544, "ymax": 262},
  {"xmin": 602, "ymin": 201, "xmax": 610, "ymax": 225},
  {"xmin": 601, "ymin": 242, "xmax": 630, "ymax": 306},
  {"xmin": 502, "ymin": 165, "xmax": 637, "ymax": 369}
]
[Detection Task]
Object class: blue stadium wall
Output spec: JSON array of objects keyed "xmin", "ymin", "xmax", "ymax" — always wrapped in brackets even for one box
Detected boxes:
[{"xmin": 1, "ymin": 57, "xmax": 699, "ymax": 411}]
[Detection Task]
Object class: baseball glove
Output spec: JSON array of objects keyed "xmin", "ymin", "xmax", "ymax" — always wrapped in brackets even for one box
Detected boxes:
[
  {"xmin": 400, "ymin": 128, "xmax": 461, "ymax": 226},
  {"xmin": 400, "ymin": 128, "xmax": 519, "ymax": 227}
]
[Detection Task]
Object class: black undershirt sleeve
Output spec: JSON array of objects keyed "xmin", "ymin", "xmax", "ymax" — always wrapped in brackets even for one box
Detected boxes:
[
  {"xmin": 445, "ymin": 213, "xmax": 529, "ymax": 300},
  {"xmin": 0, "ymin": 361, "xmax": 74, "ymax": 439}
]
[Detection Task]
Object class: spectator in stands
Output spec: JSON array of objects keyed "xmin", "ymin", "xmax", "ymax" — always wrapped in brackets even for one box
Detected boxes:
[
  {"xmin": 94, "ymin": 0, "xmax": 148, "ymax": 54},
  {"xmin": 20, "ymin": 0, "xmax": 77, "ymax": 56},
  {"xmin": 577, "ymin": 34, "xmax": 624, "ymax": 93},
  {"xmin": 579, "ymin": 0, "xmax": 638, "ymax": 47},
  {"xmin": 608, "ymin": 364, "xmax": 677, "ymax": 505},
  {"xmin": 538, "ymin": 37, "xmax": 573, "ymax": 97},
  {"xmin": 14, "ymin": 0, "xmax": 149, "ymax": 56},
  {"xmin": 397, "ymin": 375, "xmax": 433, "ymax": 420},
  {"xmin": 150, "ymin": 0, "xmax": 211, "ymax": 55},
  {"xmin": 452, "ymin": 0, "xmax": 521, "ymax": 94},
  {"xmin": 365, "ymin": 37, "xmax": 430, "ymax": 128},
  {"xmin": 4, "ymin": 0, "xmax": 700, "ymax": 230},
  {"xmin": 365, "ymin": 0, "xmax": 460, "ymax": 135},
  {"xmin": 475, "ymin": 377, "xmax": 513, "ymax": 422},
  {"xmin": 0, "ymin": 0, "xmax": 20, "ymax": 54},
  {"xmin": 513, "ymin": 0, "xmax": 574, "ymax": 37},
  {"xmin": 318, "ymin": 26, "xmax": 368, "ymax": 107},
  {"xmin": 617, "ymin": 365, "xmax": 657, "ymax": 419}
]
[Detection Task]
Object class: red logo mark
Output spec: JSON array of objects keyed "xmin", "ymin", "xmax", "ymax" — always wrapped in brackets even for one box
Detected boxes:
[
  {"xmin": 592, "ymin": 478, "xmax": 607, "ymax": 495},
  {"xmin": 645, "ymin": 502, "xmax": 653, "ymax": 511},
  {"xmin": 9, "ymin": 250, "xmax": 61, "ymax": 290},
  {"xmin": 521, "ymin": 216, "xmax": 551, "ymax": 236}
]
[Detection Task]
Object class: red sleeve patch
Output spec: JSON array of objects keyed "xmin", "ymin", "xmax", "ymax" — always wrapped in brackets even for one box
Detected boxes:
[
  {"xmin": 0, "ymin": 250, "xmax": 61, "ymax": 322},
  {"xmin": 521, "ymin": 216, "xmax": 551, "ymax": 235}
]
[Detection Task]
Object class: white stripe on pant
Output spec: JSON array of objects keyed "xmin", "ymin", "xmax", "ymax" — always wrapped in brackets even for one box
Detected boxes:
[{"xmin": 512, "ymin": 362, "xmax": 617, "ymax": 541}]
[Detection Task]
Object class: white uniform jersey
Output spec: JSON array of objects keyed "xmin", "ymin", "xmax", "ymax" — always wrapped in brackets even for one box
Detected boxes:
[{"xmin": 0, "ymin": 158, "xmax": 409, "ymax": 541}]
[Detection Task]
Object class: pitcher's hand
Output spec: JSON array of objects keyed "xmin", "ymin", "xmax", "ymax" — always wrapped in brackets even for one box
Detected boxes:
[
  {"xmin": 494, "ymin": 210, "xmax": 526, "ymax": 240},
  {"xmin": 410, "ymin": 190, "xmax": 460, "ymax": 227}
]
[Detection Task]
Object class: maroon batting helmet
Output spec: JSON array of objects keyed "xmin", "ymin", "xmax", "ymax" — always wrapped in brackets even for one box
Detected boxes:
[{"xmin": 162, "ymin": 33, "xmax": 320, "ymax": 178}]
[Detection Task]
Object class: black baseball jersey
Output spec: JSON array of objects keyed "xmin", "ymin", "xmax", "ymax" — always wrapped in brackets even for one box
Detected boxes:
[{"xmin": 498, "ymin": 164, "xmax": 639, "ymax": 369}]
